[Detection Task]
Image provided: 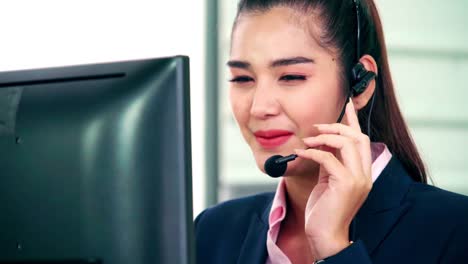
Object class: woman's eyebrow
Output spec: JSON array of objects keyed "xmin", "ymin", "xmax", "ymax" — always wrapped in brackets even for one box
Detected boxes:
[
  {"xmin": 270, "ymin": 56, "xmax": 315, "ymax": 67},
  {"xmin": 226, "ymin": 56, "xmax": 315, "ymax": 70},
  {"xmin": 227, "ymin": 60, "xmax": 250, "ymax": 69}
]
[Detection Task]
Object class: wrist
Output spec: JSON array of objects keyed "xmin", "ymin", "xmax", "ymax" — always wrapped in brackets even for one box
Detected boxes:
[{"xmin": 308, "ymin": 236, "xmax": 351, "ymax": 260}]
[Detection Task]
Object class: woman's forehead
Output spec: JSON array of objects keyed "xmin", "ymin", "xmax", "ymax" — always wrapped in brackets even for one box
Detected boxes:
[{"xmin": 230, "ymin": 7, "xmax": 331, "ymax": 67}]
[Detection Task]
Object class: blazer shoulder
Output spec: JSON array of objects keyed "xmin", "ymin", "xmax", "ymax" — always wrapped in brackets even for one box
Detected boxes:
[
  {"xmin": 408, "ymin": 183, "xmax": 468, "ymax": 206},
  {"xmin": 407, "ymin": 182, "xmax": 468, "ymax": 220},
  {"xmin": 194, "ymin": 193, "xmax": 273, "ymax": 264},
  {"xmin": 406, "ymin": 183, "xmax": 468, "ymax": 260},
  {"xmin": 195, "ymin": 192, "xmax": 274, "ymax": 230}
]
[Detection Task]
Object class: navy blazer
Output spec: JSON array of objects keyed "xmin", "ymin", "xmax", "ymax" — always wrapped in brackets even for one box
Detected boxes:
[{"xmin": 195, "ymin": 157, "xmax": 468, "ymax": 263}]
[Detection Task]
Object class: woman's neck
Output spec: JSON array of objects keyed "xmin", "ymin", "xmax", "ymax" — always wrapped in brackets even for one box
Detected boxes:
[{"xmin": 283, "ymin": 172, "xmax": 319, "ymax": 229}]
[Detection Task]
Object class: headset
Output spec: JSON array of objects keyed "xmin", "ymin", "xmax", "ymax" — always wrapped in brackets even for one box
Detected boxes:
[
  {"xmin": 336, "ymin": 0, "xmax": 377, "ymax": 128},
  {"xmin": 264, "ymin": 0, "xmax": 378, "ymax": 178}
]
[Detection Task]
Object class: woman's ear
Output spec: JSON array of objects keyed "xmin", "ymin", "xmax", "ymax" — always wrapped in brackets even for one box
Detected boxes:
[{"xmin": 353, "ymin": 54, "xmax": 378, "ymax": 111}]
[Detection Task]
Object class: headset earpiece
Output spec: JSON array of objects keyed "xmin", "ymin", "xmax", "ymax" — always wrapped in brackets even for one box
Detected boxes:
[
  {"xmin": 352, "ymin": 62, "xmax": 366, "ymax": 80},
  {"xmin": 351, "ymin": 62, "xmax": 376, "ymax": 97}
]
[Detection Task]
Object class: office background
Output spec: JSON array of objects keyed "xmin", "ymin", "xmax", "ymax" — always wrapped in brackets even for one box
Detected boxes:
[{"xmin": 1, "ymin": 0, "xmax": 467, "ymax": 218}]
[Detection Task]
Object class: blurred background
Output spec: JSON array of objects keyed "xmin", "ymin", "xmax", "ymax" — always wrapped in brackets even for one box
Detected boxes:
[{"xmin": 1, "ymin": 0, "xmax": 467, "ymax": 218}]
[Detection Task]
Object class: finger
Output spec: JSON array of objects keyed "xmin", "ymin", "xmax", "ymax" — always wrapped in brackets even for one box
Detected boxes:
[
  {"xmin": 303, "ymin": 134, "xmax": 363, "ymax": 176},
  {"xmin": 294, "ymin": 148, "xmax": 348, "ymax": 179},
  {"xmin": 343, "ymin": 98, "xmax": 361, "ymax": 132},
  {"xmin": 314, "ymin": 123, "xmax": 365, "ymax": 142},
  {"xmin": 314, "ymin": 123, "xmax": 372, "ymax": 175}
]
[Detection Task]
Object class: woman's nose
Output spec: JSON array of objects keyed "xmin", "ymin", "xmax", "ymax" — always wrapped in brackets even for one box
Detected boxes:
[{"xmin": 249, "ymin": 84, "xmax": 280, "ymax": 119}]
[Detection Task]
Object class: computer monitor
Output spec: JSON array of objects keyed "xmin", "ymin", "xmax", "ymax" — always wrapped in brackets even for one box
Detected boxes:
[{"xmin": 0, "ymin": 56, "xmax": 194, "ymax": 264}]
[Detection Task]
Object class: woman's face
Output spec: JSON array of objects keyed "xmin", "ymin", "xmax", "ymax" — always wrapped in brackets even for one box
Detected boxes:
[{"xmin": 228, "ymin": 7, "xmax": 345, "ymax": 176}]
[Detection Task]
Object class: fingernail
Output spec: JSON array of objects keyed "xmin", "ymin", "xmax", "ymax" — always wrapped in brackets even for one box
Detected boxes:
[{"xmin": 349, "ymin": 98, "xmax": 355, "ymax": 108}]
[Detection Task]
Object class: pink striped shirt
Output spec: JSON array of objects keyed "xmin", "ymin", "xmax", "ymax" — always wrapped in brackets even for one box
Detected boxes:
[{"xmin": 265, "ymin": 143, "xmax": 392, "ymax": 264}]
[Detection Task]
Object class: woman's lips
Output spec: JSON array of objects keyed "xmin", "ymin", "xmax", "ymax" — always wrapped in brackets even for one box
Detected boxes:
[{"xmin": 254, "ymin": 130, "xmax": 293, "ymax": 149}]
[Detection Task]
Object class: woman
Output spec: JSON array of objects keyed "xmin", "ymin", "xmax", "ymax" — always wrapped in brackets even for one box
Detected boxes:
[{"xmin": 195, "ymin": 0, "xmax": 468, "ymax": 263}]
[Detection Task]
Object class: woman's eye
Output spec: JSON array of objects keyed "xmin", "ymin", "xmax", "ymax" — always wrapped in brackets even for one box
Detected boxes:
[
  {"xmin": 280, "ymin": 75, "xmax": 307, "ymax": 82},
  {"xmin": 229, "ymin": 76, "xmax": 254, "ymax": 83}
]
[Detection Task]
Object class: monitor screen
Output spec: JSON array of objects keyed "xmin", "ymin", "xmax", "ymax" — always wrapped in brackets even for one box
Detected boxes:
[{"xmin": 0, "ymin": 56, "xmax": 194, "ymax": 264}]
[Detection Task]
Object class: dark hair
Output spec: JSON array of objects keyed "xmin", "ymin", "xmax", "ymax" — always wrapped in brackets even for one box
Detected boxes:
[{"xmin": 232, "ymin": 0, "xmax": 428, "ymax": 183}]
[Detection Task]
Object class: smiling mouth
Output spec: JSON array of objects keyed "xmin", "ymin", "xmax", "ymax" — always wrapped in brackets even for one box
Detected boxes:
[{"xmin": 254, "ymin": 130, "xmax": 293, "ymax": 149}]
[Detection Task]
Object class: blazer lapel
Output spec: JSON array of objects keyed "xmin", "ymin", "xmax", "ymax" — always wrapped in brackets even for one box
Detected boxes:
[
  {"xmin": 354, "ymin": 157, "xmax": 414, "ymax": 254},
  {"xmin": 236, "ymin": 198, "xmax": 273, "ymax": 264}
]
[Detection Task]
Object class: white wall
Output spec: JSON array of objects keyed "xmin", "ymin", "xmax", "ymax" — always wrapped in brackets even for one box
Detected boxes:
[{"xmin": 0, "ymin": 0, "xmax": 207, "ymax": 216}]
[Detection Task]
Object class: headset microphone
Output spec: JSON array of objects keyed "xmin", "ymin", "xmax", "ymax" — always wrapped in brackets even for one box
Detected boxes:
[{"xmin": 264, "ymin": 154, "xmax": 297, "ymax": 178}]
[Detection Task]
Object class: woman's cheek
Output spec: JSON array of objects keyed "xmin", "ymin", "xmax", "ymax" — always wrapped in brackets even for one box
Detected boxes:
[
  {"xmin": 229, "ymin": 89, "xmax": 251, "ymax": 126},
  {"xmin": 282, "ymin": 91, "xmax": 331, "ymax": 136}
]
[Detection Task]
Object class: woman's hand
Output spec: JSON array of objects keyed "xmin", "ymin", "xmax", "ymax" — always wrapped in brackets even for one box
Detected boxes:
[{"xmin": 294, "ymin": 98, "xmax": 373, "ymax": 260}]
